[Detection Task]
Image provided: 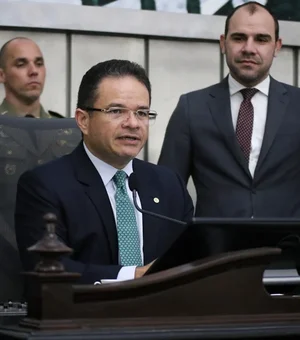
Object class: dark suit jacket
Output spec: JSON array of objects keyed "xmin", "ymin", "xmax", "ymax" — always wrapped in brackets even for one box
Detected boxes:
[
  {"xmin": 159, "ymin": 77, "xmax": 300, "ymax": 218},
  {"xmin": 15, "ymin": 142, "xmax": 193, "ymax": 283}
]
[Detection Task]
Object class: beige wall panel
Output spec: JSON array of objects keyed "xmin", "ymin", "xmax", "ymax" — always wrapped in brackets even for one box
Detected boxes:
[
  {"xmin": 0, "ymin": 31, "xmax": 67, "ymax": 116},
  {"xmin": 271, "ymin": 47, "xmax": 294, "ymax": 85},
  {"xmin": 149, "ymin": 40, "xmax": 220, "ymax": 164},
  {"xmin": 149, "ymin": 40, "xmax": 220, "ymax": 203},
  {"xmin": 223, "ymin": 47, "xmax": 294, "ymax": 85},
  {"xmin": 71, "ymin": 34, "xmax": 145, "ymax": 158}
]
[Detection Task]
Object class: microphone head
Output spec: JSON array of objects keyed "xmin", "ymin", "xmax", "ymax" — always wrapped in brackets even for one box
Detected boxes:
[
  {"xmin": 25, "ymin": 114, "xmax": 35, "ymax": 118},
  {"xmin": 128, "ymin": 172, "xmax": 138, "ymax": 192}
]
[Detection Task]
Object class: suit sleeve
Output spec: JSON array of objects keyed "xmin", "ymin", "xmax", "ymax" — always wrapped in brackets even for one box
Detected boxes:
[
  {"xmin": 158, "ymin": 94, "xmax": 192, "ymax": 184},
  {"xmin": 15, "ymin": 171, "xmax": 121, "ymax": 284},
  {"xmin": 175, "ymin": 170, "xmax": 194, "ymax": 222}
]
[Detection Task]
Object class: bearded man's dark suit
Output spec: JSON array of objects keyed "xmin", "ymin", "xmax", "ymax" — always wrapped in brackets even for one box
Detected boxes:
[
  {"xmin": 158, "ymin": 76, "xmax": 300, "ymax": 254},
  {"xmin": 15, "ymin": 142, "xmax": 193, "ymax": 283},
  {"xmin": 159, "ymin": 76, "xmax": 300, "ymax": 218}
]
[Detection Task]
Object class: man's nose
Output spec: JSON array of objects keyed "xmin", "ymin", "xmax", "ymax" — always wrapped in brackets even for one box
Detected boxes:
[
  {"xmin": 242, "ymin": 38, "xmax": 256, "ymax": 54},
  {"xmin": 28, "ymin": 63, "xmax": 38, "ymax": 76},
  {"xmin": 123, "ymin": 111, "xmax": 140, "ymax": 128}
]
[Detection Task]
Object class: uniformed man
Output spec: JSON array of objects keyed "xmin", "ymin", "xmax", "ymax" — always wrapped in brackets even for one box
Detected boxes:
[{"xmin": 0, "ymin": 37, "xmax": 63, "ymax": 118}]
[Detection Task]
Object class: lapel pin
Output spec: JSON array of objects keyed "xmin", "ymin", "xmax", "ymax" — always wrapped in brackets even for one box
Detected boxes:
[{"xmin": 153, "ymin": 197, "xmax": 159, "ymax": 203}]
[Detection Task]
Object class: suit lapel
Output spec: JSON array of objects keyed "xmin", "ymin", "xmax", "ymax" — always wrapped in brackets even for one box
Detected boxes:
[
  {"xmin": 72, "ymin": 143, "xmax": 118, "ymax": 263},
  {"xmin": 133, "ymin": 159, "xmax": 162, "ymax": 263},
  {"xmin": 208, "ymin": 78, "xmax": 251, "ymax": 177},
  {"xmin": 254, "ymin": 78, "xmax": 289, "ymax": 178}
]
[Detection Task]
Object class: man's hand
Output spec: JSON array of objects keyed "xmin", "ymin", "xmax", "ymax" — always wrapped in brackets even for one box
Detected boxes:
[{"xmin": 134, "ymin": 259, "xmax": 156, "ymax": 279}]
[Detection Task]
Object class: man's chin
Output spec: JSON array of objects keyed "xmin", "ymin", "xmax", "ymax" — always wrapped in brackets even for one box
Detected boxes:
[
  {"xmin": 117, "ymin": 147, "xmax": 142, "ymax": 161},
  {"xmin": 21, "ymin": 93, "xmax": 41, "ymax": 104},
  {"xmin": 118, "ymin": 152, "xmax": 140, "ymax": 160},
  {"xmin": 235, "ymin": 71, "xmax": 261, "ymax": 86}
]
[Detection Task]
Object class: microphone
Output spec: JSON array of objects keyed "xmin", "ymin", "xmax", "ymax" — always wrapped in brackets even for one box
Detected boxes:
[
  {"xmin": 128, "ymin": 173, "xmax": 187, "ymax": 226},
  {"xmin": 25, "ymin": 114, "xmax": 35, "ymax": 118}
]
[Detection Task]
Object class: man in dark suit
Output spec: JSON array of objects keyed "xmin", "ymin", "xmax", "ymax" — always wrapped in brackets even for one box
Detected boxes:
[
  {"xmin": 15, "ymin": 59, "xmax": 193, "ymax": 284},
  {"xmin": 159, "ymin": 2, "xmax": 300, "ymax": 219}
]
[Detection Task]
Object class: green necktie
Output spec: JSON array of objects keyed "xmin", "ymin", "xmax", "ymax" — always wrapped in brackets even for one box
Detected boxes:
[{"xmin": 113, "ymin": 170, "xmax": 142, "ymax": 266}]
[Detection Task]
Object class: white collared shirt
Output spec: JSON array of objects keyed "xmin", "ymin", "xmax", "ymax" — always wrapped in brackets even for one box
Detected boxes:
[
  {"xmin": 228, "ymin": 74, "xmax": 270, "ymax": 177},
  {"xmin": 83, "ymin": 143, "xmax": 144, "ymax": 281}
]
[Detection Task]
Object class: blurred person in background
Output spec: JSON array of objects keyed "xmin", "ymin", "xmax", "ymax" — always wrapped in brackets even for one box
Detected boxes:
[{"xmin": 0, "ymin": 37, "xmax": 63, "ymax": 118}]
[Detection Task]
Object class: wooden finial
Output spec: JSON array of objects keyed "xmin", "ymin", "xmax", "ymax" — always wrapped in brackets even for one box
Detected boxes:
[{"xmin": 27, "ymin": 213, "xmax": 73, "ymax": 273}]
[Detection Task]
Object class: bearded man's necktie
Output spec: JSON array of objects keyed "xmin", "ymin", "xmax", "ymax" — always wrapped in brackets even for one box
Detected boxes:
[{"xmin": 236, "ymin": 88, "xmax": 259, "ymax": 162}]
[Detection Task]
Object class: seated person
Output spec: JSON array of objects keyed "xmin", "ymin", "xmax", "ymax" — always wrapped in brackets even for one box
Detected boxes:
[{"xmin": 15, "ymin": 59, "xmax": 194, "ymax": 283}]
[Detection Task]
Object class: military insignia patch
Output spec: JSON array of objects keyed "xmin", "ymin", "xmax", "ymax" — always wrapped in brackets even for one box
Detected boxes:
[
  {"xmin": 5, "ymin": 164, "xmax": 16, "ymax": 175},
  {"xmin": 57, "ymin": 140, "xmax": 67, "ymax": 146},
  {"xmin": 63, "ymin": 129, "xmax": 73, "ymax": 135}
]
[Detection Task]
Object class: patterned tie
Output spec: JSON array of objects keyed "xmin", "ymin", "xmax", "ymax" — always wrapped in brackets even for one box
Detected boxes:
[
  {"xmin": 113, "ymin": 170, "xmax": 142, "ymax": 266},
  {"xmin": 236, "ymin": 88, "xmax": 259, "ymax": 162}
]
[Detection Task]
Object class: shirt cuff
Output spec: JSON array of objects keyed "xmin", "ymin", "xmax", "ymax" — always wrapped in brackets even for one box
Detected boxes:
[{"xmin": 117, "ymin": 266, "xmax": 137, "ymax": 281}]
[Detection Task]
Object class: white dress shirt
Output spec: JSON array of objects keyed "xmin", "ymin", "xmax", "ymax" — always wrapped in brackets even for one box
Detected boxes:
[
  {"xmin": 83, "ymin": 143, "xmax": 144, "ymax": 281},
  {"xmin": 228, "ymin": 74, "xmax": 270, "ymax": 177}
]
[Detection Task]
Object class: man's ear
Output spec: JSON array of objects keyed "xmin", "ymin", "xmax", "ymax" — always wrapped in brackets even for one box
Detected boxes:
[
  {"xmin": 220, "ymin": 34, "xmax": 226, "ymax": 55},
  {"xmin": 274, "ymin": 38, "xmax": 282, "ymax": 57},
  {"xmin": 0, "ymin": 68, "xmax": 5, "ymax": 84},
  {"xmin": 75, "ymin": 108, "xmax": 89, "ymax": 136}
]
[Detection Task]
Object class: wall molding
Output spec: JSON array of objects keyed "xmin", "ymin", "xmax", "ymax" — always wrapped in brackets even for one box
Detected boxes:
[{"xmin": 0, "ymin": 2, "xmax": 299, "ymax": 46}]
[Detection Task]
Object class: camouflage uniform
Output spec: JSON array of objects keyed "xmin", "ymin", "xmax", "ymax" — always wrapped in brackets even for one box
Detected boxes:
[{"xmin": 0, "ymin": 99, "xmax": 63, "ymax": 118}]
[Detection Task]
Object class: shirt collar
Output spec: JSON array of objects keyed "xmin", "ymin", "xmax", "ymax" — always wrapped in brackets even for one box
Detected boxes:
[
  {"xmin": 83, "ymin": 142, "xmax": 133, "ymax": 186},
  {"xmin": 228, "ymin": 74, "xmax": 270, "ymax": 97}
]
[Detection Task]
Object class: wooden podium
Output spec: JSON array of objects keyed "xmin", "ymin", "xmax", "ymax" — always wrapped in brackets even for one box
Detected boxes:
[{"xmin": 1, "ymin": 214, "xmax": 300, "ymax": 339}]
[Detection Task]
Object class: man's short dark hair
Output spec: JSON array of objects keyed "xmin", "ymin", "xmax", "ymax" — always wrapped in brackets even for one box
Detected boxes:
[
  {"xmin": 77, "ymin": 59, "xmax": 151, "ymax": 109},
  {"xmin": 224, "ymin": 1, "xmax": 279, "ymax": 41},
  {"xmin": 0, "ymin": 37, "xmax": 30, "ymax": 68}
]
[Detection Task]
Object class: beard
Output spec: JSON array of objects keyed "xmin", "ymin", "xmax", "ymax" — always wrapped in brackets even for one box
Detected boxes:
[{"xmin": 227, "ymin": 57, "xmax": 270, "ymax": 87}]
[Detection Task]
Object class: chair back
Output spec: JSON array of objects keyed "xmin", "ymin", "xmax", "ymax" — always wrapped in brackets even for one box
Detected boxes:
[{"xmin": 0, "ymin": 116, "xmax": 81, "ymax": 302}]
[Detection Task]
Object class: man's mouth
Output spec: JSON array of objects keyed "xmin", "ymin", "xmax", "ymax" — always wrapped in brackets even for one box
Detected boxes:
[
  {"xmin": 118, "ymin": 136, "xmax": 140, "ymax": 141},
  {"xmin": 27, "ymin": 82, "xmax": 41, "ymax": 86},
  {"xmin": 239, "ymin": 60, "xmax": 258, "ymax": 65}
]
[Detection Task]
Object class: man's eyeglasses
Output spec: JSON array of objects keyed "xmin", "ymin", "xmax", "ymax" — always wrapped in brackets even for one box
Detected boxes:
[{"xmin": 83, "ymin": 107, "xmax": 158, "ymax": 124}]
